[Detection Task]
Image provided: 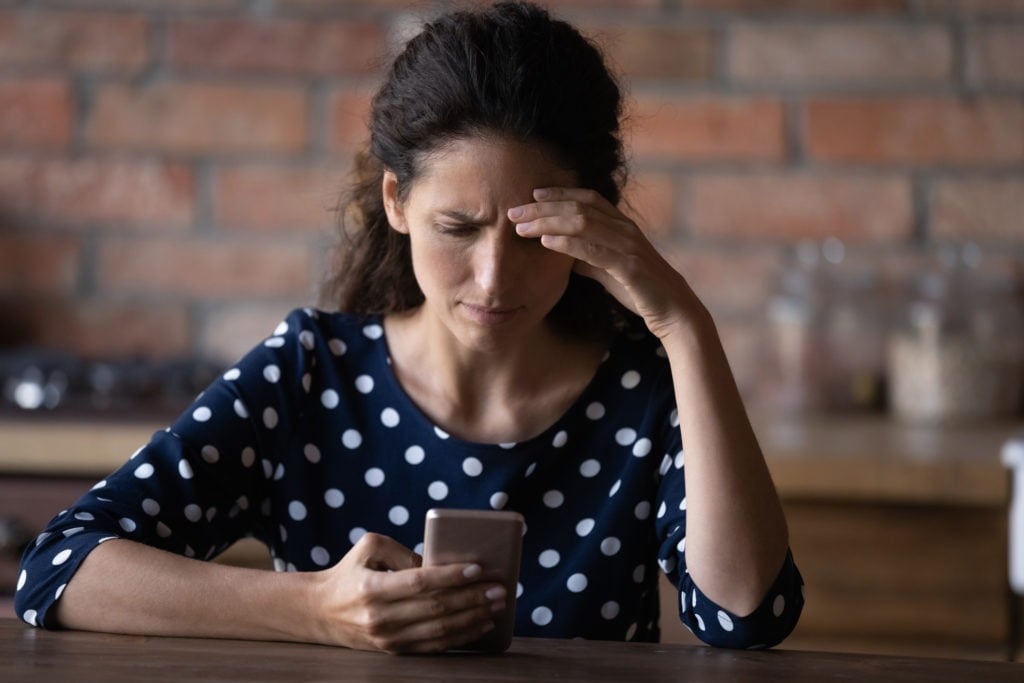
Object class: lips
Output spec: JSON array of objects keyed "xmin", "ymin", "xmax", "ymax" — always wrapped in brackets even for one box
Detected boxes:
[{"xmin": 460, "ymin": 302, "xmax": 521, "ymax": 325}]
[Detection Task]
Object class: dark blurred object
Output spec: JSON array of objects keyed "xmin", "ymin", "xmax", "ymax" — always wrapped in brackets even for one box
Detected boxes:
[{"xmin": 0, "ymin": 349, "xmax": 223, "ymax": 414}]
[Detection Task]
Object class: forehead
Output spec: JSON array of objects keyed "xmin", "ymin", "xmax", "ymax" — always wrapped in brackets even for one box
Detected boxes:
[{"xmin": 405, "ymin": 136, "xmax": 577, "ymax": 211}]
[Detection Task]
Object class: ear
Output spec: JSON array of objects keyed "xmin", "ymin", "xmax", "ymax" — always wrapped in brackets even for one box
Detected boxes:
[{"xmin": 381, "ymin": 170, "xmax": 409, "ymax": 234}]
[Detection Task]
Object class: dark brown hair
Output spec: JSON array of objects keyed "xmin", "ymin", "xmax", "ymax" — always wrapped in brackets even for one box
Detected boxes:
[{"xmin": 321, "ymin": 1, "xmax": 636, "ymax": 339}]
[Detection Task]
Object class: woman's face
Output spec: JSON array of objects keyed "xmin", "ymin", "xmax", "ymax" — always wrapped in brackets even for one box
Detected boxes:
[{"xmin": 383, "ymin": 136, "xmax": 578, "ymax": 352}]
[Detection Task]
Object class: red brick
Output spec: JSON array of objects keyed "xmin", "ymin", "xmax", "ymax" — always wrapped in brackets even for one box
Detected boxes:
[
  {"xmin": 214, "ymin": 163, "xmax": 349, "ymax": 232},
  {"xmin": 0, "ymin": 10, "xmax": 147, "ymax": 73},
  {"xmin": 805, "ymin": 97, "xmax": 1024, "ymax": 165},
  {"xmin": 329, "ymin": 88, "xmax": 373, "ymax": 152},
  {"xmin": 0, "ymin": 158, "xmax": 195, "ymax": 228},
  {"xmin": 17, "ymin": 299, "xmax": 192, "ymax": 358},
  {"xmin": 201, "ymin": 303, "xmax": 299, "ymax": 364},
  {"xmin": 686, "ymin": 0, "xmax": 907, "ymax": 12},
  {"xmin": 621, "ymin": 171, "xmax": 677, "ymax": 236},
  {"xmin": 930, "ymin": 177, "xmax": 1024, "ymax": 241},
  {"xmin": 0, "ymin": 79, "xmax": 72, "ymax": 148},
  {"xmin": 584, "ymin": 24, "xmax": 714, "ymax": 82},
  {"xmin": 730, "ymin": 23, "xmax": 951, "ymax": 84},
  {"xmin": 918, "ymin": 0, "xmax": 1024, "ymax": 15},
  {"xmin": 85, "ymin": 83, "xmax": 308, "ymax": 155},
  {"xmin": 966, "ymin": 26, "xmax": 1024, "ymax": 85},
  {"xmin": 688, "ymin": 172, "xmax": 913, "ymax": 242},
  {"xmin": 627, "ymin": 96, "xmax": 785, "ymax": 162},
  {"xmin": 659, "ymin": 245, "xmax": 780, "ymax": 313},
  {"xmin": 166, "ymin": 18, "xmax": 383, "ymax": 76},
  {"xmin": 0, "ymin": 235, "xmax": 82, "ymax": 295},
  {"xmin": 97, "ymin": 237, "xmax": 316, "ymax": 298}
]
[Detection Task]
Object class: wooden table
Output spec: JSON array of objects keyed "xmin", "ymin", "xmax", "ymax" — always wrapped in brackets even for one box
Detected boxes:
[{"xmin": 1, "ymin": 620, "xmax": 1020, "ymax": 683}]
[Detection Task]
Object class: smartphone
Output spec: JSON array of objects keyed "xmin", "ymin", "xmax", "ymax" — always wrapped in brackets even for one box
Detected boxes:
[{"xmin": 422, "ymin": 508, "xmax": 525, "ymax": 652}]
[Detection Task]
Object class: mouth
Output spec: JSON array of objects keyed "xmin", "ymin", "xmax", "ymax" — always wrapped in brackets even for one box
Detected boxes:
[{"xmin": 460, "ymin": 303, "xmax": 521, "ymax": 326}]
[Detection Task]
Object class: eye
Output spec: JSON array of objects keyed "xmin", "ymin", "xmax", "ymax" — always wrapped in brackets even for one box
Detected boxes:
[{"xmin": 435, "ymin": 223, "xmax": 476, "ymax": 237}]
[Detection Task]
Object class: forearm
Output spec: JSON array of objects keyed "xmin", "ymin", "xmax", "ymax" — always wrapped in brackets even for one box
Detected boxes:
[
  {"xmin": 661, "ymin": 309, "xmax": 789, "ymax": 616},
  {"xmin": 53, "ymin": 539, "xmax": 320, "ymax": 644}
]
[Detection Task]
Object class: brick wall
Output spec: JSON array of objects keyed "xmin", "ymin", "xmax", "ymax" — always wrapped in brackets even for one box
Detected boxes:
[{"xmin": 0, "ymin": 0, "xmax": 1022, "ymax": 407}]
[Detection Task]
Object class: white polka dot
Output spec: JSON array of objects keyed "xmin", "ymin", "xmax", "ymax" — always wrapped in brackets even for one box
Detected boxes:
[
  {"xmin": 659, "ymin": 455, "xmax": 673, "ymax": 476},
  {"xmin": 634, "ymin": 501, "xmax": 651, "ymax": 520},
  {"xmin": 349, "ymin": 527, "xmax": 366, "ymax": 545},
  {"xmin": 329, "ymin": 338, "xmax": 346, "ymax": 355},
  {"xmin": 142, "ymin": 498, "xmax": 160, "ymax": 516},
  {"xmin": 237, "ymin": 447, "xmax": 253, "ymax": 468},
  {"xmin": 773, "ymin": 594, "xmax": 786, "ymax": 617},
  {"xmin": 362, "ymin": 324, "xmax": 383, "ymax": 339},
  {"xmin": 626, "ymin": 623, "xmax": 638, "ymax": 640},
  {"xmin": 380, "ymin": 407, "xmax": 400, "ymax": 427},
  {"xmin": 717, "ymin": 610, "xmax": 734, "ymax": 631},
  {"xmin": 184, "ymin": 504, "xmax": 202, "ymax": 522},
  {"xmin": 531, "ymin": 606, "xmax": 553, "ymax": 626},
  {"xmin": 413, "ymin": 543, "xmax": 424, "ymax": 555},
  {"xmin": 264, "ymin": 336, "xmax": 285, "ymax": 349},
  {"xmin": 633, "ymin": 565, "xmax": 646, "ymax": 583},
  {"xmin": 659, "ymin": 556, "xmax": 678, "ymax": 574},
  {"xmin": 542, "ymin": 490, "xmax": 564, "ymax": 508},
  {"xmin": 324, "ymin": 488, "xmax": 345, "ymax": 508},
  {"xmin": 679, "ymin": 496, "xmax": 687, "ymax": 511},
  {"xmin": 223, "ymin": 368, "xmax": 241, "ymax": 381},
  {"xmin": 302, "ymin": 374, "xmax": 312, "ymax": 393},
  {"xmin": 355, "ymin": 375, "xmax": 374, "ymax": 393},
  {"xmin": 498, "ymin": 442, "xmax": 516, "ymax": 450},
  {"xmin": 585, "ymin": 402, "xmax": 605, "ymax": 420},
  {"xmin": 74, "ymin": 511, "xmax": 93, "ymax": 521},
  {"xmin": 575, "ymin": 518, "xmax": 595, "ymax": 536},
  {"xmin": 201, "ymin": 445, "xmax": 219, "ymax": 464},
  {"xmin": 676, "ymin": 537, "xmax": 687, "ymax": 553},
  {"xmin": 55, "ymin": 583, "xmax": 66, "ymax": 600},
  {"xmin": 600, "ymin": 537, "xmax": 621, "ymax": 556},
  {"xmin": 621, "ymin": 370, "xmax": 641, "ymax": 389},
  {"xmin": 524, "ymin": 462, "xmax": 537, "ymax": 477},
  {"xmin": 695, "ymin": 614, "xmax": 706, "ymax": 631},
  {"xmin": 552, "ymin": 430, "xmax": 568, "ymax": 448},
  {"xmin": 23, "ymin": 610, "xmax": 38, "ymax": 626},
  {"xmin": 192, "ymin": 406, "xmax": 212, "ymax": 422},
  {"xmin": 263, "ymin": 365, "xmax": 281, "ymax": 383},
  {"xmin": 657, "ymin": 501, "xmax": 667, "ymax": 519},
  {"xmin": 670, "ymin": 409, "xmax": 680, "ymax": 427},
  {"xmin": 178, "ymin": 460, "xmax": 193, "ymax": 479},
  {"xmin": 311, "ymin": 546, "xmax": 330, "ymax": 567},
  {"xmin": 516, "ymin": 583, "xmax": 524, "ymax": 598},
  {"xmin": 404, "ymin": 445, "xmax": 425, "ymax": 464},
  {"xmin": 434, "ymin": 426, "xmax": 450, "ymax": 439},
  {"xmin": 609, "ymin": 479, "xmax": 621, "ymax": 497},
  {"xmin": 566, "ymin": 573, "xmax": 588, "ymax": 592},
  {"xmin": 321, "ymin": 389, "xmax": 339, "ymax": 409},
  {"xmin": 428, "ymin": 481, "xmax": 449, "ymax": 500},
  {"xmin": 299, "ymin": 329, "xmax": 315, "ymax": 350},
  {"xmin": 601, "ymin": 601, "xmax": 620, "ymax": 620},
  {"xmin": 17, "ymin": 570, "xmax": 26, "ymax": 591},
  {"xmin": 462, "ymin": 457, "xmax": 483, "ymax": 477},
  {"xmin": 263, "ymin": 407, "xmax": 278, "ymax": 429},
  {"xmin": 490, "ymin": 492, "xmax": 509, "ymax": 509},
  {"xmin": 632, "ymin": 438, "xmax": 652, "ymax": 457},
  {"xmin": 303, "ymin": 444, "xmax": 320, "ymax": 463},
  {"xmin": 615, "ymin": 428, "xmax": 637, "ymax": 446},
  {"xmin": 233, "ymin": 399, "xmax": 249, "ymax": 418},
  {"xmin": 119, "ymin": 518, "xmax": 136, "ymax": 533},
  {"xmin": 134, "ymin": 463, "xmax": 155, "ymax": 479},
  {"xmin": 342, "ymin": 429, "xmax": 362, "ymax": 449},
  {"xmin": 538, "ymin": 549, "xmax": 560, "ymax": 568},
  {"xmin": 156, "ymin": 522, "xmax": 171, "ymax": 538},
  {"xmin": 91, "ymin": 479, "xmax": 107, "ymax": 490},
  {"xmin": 262, "ymin": 460, "xmax": 273, "ymax": 479},
  {"xmin": 365, "ymin": 468, "xmax": 385, "ymax": 487},
  {"xmin": 389, "ymin": 505, "xmax": 409, "ymax": 526},
  {"xmin": 62, "ymin": 527, "xmax": 84, "ymax": 537},
  {"xmin": 273, "ymin": 320, "xmax": 289, "ymax": 336},
  {"xmin": 288, "ymin": 501, "xmax": 307, "ymax": 521},
  {"xmin": 579, "ymin": 459, "xmax": 601, "ymax": 478}
]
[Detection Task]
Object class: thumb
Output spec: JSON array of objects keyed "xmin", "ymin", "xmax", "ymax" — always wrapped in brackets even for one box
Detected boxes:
[{"xmin": 351, "ymin": 532, "xmax": 422, "ymax": 572}]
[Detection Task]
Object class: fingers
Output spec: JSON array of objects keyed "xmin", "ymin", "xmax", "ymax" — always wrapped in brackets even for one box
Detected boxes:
[{"xmin": 351, "ymin": 532, "xmax": 422, "ymax": 572}]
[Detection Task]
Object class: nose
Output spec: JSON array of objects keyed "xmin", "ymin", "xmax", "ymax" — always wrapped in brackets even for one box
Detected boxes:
[{"xmin": 474, "ymin": 227, "xmax": 520, "ymax": 297}]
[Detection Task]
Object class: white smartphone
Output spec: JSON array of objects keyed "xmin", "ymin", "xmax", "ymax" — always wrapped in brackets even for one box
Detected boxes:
[{"xmin": 422, "ymin": 508, "xmax": 525, "ymax": 652}]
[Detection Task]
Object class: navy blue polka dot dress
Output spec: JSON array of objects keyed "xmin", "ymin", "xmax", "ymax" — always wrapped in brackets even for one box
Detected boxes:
[{"xmin": 15, "ymin": 308, "xmax": 803, "ymax": 648}]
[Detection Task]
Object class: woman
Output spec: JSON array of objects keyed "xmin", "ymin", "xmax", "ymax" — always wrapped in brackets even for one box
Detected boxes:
[{"xmin": 15, "ymin": 2, "xmax": 802, "ymax": 653}]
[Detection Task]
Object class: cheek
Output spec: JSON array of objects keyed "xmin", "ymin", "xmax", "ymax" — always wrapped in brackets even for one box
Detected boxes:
[{"xmin": 408, "ymin": 233, "xmax": 463, "ymax": 290}]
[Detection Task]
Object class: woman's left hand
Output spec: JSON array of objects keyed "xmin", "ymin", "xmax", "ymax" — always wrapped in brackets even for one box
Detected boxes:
[{"xmin": 510, "ymin": 187, "xmax": 705, "ymax": 340}]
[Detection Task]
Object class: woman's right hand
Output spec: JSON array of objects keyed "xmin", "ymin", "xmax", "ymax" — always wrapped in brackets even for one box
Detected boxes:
[{"xmin": 309, "ymin": 532, "xmax": 507, "ymax": 654}]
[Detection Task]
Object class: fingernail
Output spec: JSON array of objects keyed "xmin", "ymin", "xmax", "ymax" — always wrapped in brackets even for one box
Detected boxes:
[
  {"xmin": 489, "ymin": 600, "xmax": 506, "ymax": 615},
  {"xmin": 515, "ymin": 222, "xmax": 531, "ymax": 235},
  {"xmin": 485, "ymin": 586, "xmax": 506, "ymax": 601},
  {"xmin": 463, "ymin": 564, "xmax": 482, "ymax": 579},
  {"xmin": 508, "ymin": 206, "xmax": 524, "ymax": 219},
  {"xmin": 534, "ymin": 188, "xmax": 551, "ymax": 199},
  {"xmin": 482, "ymin": 621, "xmax": 496, "ymax": 633}
]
